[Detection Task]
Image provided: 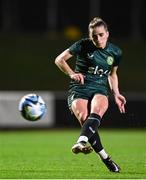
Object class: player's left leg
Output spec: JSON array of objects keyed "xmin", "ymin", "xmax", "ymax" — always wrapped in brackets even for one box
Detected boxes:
[
  {"xmin": 88, "ymin": 94, "xmax": 120, "ymax": 172},
  {"xmin": 89, "ymin": 132, "xmax": 120, "ymax": 172}
]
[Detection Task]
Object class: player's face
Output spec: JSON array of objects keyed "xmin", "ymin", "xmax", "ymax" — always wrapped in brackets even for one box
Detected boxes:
[{"xmin": 89, "ymin": 25, "xmax": 109, "ymax": 49}]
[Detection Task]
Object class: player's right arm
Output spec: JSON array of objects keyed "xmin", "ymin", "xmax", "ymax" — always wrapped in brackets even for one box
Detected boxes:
[{"xmin": 55, "ymin": 49, "xmax": 85, "ymax": 84}]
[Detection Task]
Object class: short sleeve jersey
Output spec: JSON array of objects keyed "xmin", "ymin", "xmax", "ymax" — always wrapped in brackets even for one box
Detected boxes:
[{"xmin": 68, "ymin": 38, "xmax": 122, "ymax": 93}]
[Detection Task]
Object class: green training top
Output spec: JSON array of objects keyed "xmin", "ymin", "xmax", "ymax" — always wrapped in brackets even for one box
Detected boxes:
[{"xmin": 68, "ymin": 38, "xmax": 122, "ymax": 94}]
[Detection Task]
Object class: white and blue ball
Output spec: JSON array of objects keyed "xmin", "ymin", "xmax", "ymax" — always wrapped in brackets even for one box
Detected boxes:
[{"xmin": 19, "ymin": 94, "xmax": 46, "ymax": 121}]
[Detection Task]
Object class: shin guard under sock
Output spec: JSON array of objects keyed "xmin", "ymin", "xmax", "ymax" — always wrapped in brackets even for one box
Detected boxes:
[{"xmin": 80, "ymin": 113, "xmax": 101, "ymax": 141}]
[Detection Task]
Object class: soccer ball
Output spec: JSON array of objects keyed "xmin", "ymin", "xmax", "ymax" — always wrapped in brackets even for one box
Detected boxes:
[{"xmin": 19, "ymin": 94, "xmax": 46, "ymax": 121}]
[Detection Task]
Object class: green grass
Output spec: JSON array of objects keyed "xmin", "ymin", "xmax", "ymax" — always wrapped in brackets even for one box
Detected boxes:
[{"xmin": 0, "ymin": 129, "xmax": 146, "ymax": 179}]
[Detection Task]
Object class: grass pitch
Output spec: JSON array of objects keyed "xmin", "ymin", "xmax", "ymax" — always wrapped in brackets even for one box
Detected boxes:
[{"xmin": 0, "ymin": 129, "xmax": 146, "ymax": 179}]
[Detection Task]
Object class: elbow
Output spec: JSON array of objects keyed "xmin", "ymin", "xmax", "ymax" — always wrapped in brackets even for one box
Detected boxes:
[
  {"xmin": 55, "ymin": 56, "xmax": 61, "ymax": 66},
  {"xmin": 55, "ymin": 57, "xmax": 58, "ymax": 65},
  {"xmin": 55, "ymin": 55, "xmax": 66, "ymax": 68}
]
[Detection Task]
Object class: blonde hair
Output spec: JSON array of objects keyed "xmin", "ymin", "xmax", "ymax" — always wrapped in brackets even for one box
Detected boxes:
[{"xmin": 88, "ymin": 17, "xmax": 108, "ymax": 31}]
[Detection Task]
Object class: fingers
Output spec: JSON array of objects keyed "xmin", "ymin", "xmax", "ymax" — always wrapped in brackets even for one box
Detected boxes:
[
  {"xmin": 119, "ymin": 104, "xmax": 125, "ymax": 113},
  {"xmin": 122, "ymin": 97, "xmax": 126, "ymax": 105},
  {"xmin": 119, "ymin": 98, "xmax": 126, "ymax": 113},
  {"xmin": 70, "ymin": 73, "xmax": 85, "ymax": 84},
  {"xmin": 78, "ymin": 74, "xmax": 84, "ymax": 84},
  {"xmin": 121, "ymin": 97, "xmax": 126, "ymax": 113},
  {"xmin": 114, "ymin": 94, "xmax": 126, "ymax": 114}
]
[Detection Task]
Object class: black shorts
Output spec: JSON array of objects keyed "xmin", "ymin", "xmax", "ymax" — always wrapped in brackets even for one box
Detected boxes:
[{"xmin": 67, "ymin": 87, "xmax": 109, "ymax": 109}]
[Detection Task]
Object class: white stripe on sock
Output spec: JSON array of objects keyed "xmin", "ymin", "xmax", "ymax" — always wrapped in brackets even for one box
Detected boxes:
[{"xmin": 98, "ymin": 149, "xmax": 108, "ymax": 159}]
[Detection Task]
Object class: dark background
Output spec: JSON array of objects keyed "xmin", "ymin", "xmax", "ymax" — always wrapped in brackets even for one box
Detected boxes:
[
  {"xmin": 0, "ymin": 0, "xmax": 146, "ymax": 92},
  {"xmin": 0, "ymin": 0, "xmax": 145, "ymax": 128}
]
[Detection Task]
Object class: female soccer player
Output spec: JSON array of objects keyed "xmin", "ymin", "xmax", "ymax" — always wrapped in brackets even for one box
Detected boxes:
[{"xmin": 55, "ymin": 17, "xmax": 126, "ymax": 172}]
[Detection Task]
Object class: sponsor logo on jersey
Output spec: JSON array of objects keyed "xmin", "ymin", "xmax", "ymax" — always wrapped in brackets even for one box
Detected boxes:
[
  {"xmin": 88, "ymin": 66, "xmax": 110, "ymax": 77},
  {"xmin": 107, "ymin": 56, "xmax": 114, "ymax": 65}
]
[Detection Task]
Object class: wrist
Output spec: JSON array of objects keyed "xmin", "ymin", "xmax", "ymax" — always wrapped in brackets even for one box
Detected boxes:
[
  {"xmin": 112, "ymin": 91, "xmax": 120, "ymax": 96},
  {"xmin": 69, "ymin": 72, "xmax": 75, "ymax": 78}
]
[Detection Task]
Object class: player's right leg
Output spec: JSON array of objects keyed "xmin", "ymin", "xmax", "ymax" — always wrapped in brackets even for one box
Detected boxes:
[
  {"xmin": 71, "ymin": 141, "xmax": 93, "ymax": 154},
  {"xmin": 71, "ymin": 95, "xmax": 106, "ymax": 154},
  {"xmin": 70, "ymin": 98, "xmax": 93, "ymax": 154}
]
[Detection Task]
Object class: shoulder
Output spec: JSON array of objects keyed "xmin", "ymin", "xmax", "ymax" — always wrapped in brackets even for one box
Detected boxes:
[
  {"xmin": 75, "ymin": 38, "xmax": 92, "ymax": 46},
  {"xmin": 107, "ymin": 42, "xmax": 122, "ymax": 57},
  {"xmin": 69, "ymin": 38, "xmax": 92, "ymax": 55}
]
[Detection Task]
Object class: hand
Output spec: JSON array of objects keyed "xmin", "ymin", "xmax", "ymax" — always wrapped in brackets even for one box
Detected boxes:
[
  {"xmin": 114, "ymin": 94, "xmax": 126, "ymax": 113},
  {"xmin": 70, "ymin": 73, "xmax": 85, "ymax": 84}
]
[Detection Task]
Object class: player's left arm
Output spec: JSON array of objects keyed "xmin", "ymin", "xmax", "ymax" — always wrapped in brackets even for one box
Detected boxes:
[{"xmin": 109, "ymin": 66, "xmax": 126, "ymax": 113}]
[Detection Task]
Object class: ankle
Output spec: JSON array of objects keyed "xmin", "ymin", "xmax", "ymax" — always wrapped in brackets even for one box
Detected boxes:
[
  {"xmin": 77, "ymin": 135, "xmax": 88, "ymax": 144},
  {"xmin": 98, "ymin": 149, "xmax": 108, "ymax": 159}
]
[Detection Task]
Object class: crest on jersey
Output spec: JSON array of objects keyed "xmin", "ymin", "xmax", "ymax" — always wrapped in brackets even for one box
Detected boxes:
[{"xmin": 107, "ymin": 56, "xmax": 114, "ymax": 65}]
